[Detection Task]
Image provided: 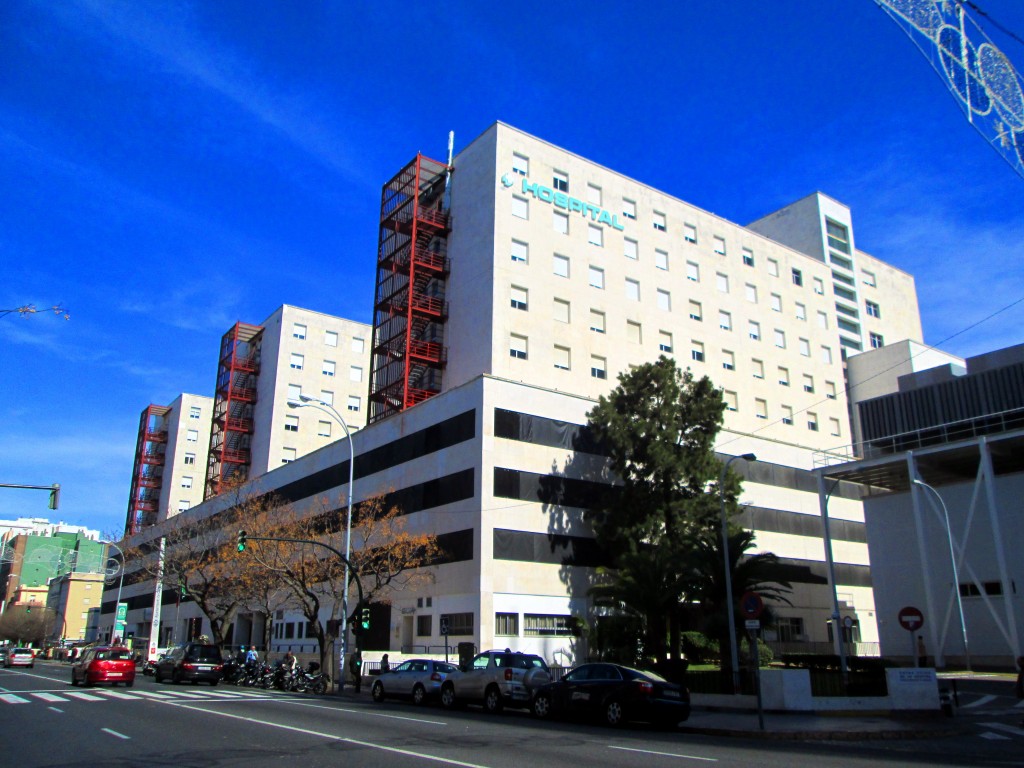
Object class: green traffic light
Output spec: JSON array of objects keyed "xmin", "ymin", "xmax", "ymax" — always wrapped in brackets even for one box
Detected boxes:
[
  {"xmin": 236, "ymin": 529, "xmax": 247, "ymax": 552},
  {"xmin": 360, "ymin": 606, "xmax": 370, "ymax": 630}
]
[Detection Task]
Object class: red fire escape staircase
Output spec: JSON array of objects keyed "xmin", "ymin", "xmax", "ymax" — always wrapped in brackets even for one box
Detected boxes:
[
  {"xmin": 124, "ymin": 404, "xmax": 170, "ymax": 536},
  {"xmin": 204, "ymin": 322, "xmax": 262, "ymax": 499},
  {"xmin": 368, "ymin": 154, "xmax": 451, "ymax": 423}
]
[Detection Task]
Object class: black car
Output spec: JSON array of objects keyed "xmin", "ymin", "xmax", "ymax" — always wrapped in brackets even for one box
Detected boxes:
[
  {"xmin": 154, "ymin": 643, "xmax": 224, "ymax": 685},
  {"xmin": 531, "ymin": 663, "xmax": 690, "ymax": 728}
]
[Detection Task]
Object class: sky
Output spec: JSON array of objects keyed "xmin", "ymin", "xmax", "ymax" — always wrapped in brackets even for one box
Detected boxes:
[{"xmin": 1, "ymin": 0, "xmax": 1023, "ymax": 537}]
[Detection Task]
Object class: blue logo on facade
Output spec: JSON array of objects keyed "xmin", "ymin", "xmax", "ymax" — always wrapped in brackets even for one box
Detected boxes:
[{"xmin": 504, "ymin": 174, "xmax": 625, "ymax": 231}]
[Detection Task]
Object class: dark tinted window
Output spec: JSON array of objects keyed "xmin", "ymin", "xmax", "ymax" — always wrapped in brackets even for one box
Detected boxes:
[{"xmin": 185, "ymin": 645, "xmax": 222, "ymax": 662}]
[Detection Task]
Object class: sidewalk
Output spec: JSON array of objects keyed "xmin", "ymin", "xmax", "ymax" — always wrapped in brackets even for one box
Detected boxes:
[{"xmin": 679, "ymin": 707, "xmax": 963, "ymax": 741}]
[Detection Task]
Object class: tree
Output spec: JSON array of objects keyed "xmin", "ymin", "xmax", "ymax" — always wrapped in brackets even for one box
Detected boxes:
[
  {"xmin": 0, "ymin": 605, "xmax": 54, "ymax": 646},
  {"xmin": 586, "ymin": 356, "xmax": 734, "ymax": 661}
]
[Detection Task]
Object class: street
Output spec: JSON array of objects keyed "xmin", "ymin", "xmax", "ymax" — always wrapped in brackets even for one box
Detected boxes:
[{"xmin": 2, "ymin": 662, "xmax": 1022, "ymax": 768}]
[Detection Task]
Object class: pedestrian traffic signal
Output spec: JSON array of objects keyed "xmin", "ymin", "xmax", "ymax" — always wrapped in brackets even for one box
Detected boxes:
[
  {"xmin": 360, "ymin": 606, "xmax": 370, "ymax": 631},
  {"xmin": 236, "ymin": 530, "xmax": 247, "ymax": 552}
]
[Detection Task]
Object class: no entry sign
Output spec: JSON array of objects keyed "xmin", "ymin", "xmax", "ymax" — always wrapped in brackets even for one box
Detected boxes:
[{"xmin": 898, "ymin": 606, "xmax": 924, "ymax": 632}]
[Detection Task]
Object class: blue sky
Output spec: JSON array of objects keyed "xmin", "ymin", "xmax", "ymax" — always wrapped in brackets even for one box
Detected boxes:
[{"xmin": 2, "ymin": 0, "xmax": 1023, "ymax": 536}]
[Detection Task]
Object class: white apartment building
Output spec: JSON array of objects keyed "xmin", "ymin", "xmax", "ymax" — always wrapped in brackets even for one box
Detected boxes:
[
  {"xmin": 116, "ymin": 122, "xmax": 927, "ymax": 660},
  {"xmin": 158, "ymin": 393, "xmax": 214, "ymax": 524},
  {"xmin": 0, "ymin": 518, "xmax": 99, "ymax": 546}
]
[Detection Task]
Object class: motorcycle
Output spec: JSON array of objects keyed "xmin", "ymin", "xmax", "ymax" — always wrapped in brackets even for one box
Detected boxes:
[{"xmin": 291, "ymin": 661, "xmax": 330, "ymax": 694}]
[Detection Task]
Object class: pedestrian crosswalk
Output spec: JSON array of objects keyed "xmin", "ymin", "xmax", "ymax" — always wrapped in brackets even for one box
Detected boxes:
[{"xmin": 0, "ymin": 687, "xmax": 278, "ymax": 708}]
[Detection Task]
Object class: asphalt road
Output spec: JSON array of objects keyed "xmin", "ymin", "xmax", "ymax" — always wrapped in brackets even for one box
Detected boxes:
[{"xmin": 2, "ymin": 662, "xmax": 1022, "ymax": 768}]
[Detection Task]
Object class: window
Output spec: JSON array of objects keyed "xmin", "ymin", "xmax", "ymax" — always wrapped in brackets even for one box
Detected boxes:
[
  {"xmin": 511, "ymin": 240, "xmax": 528, "ymax": 263},
  {"xmin": 510, "ymin": 286, "xmax": 528, "ymax": 311},
  {"xmin": 553, "ymin": 254, "xmax": 569, "ymax": 278},
  {"xmin": 686, "ymin": 260, "xmax": 699, "ymax": 282},
  {"xmin": 289, "ymin": 323, "xmax": 307, "ymax": 342},
  {"xmin": 553, "ymin": 345, "xmax": 570, "ymax": 371},
  {"xmin": 684, "ymin": 223, "xmax": 697, "ymax": 243},
  {"xmin": 177, "ymin": 499, "xmax": 189, "ymax": 513},
  {"xmin": 777, "ymin": 617, "xmax": 805, "ymax": 642},
  {"xmin": 774, "ymin": 329, "xmax": 786, "ymax": 348},
  {"xmin": 181, "ymin": 476, "xmax": 193, "ymax": 489},
  {"xmin": 347, "ymin": 395, "xmax": 361, "ymax": 412},
  {"xmin": 716, "ymin": 273, "xmax": 729, "ymax": 293},
  {"xmin": 625, "ymin": 278, "xmax": 640, "ymax": 301},
  {"xmin": 770, "ymin": 293, "xmax": 782, "ymax": 312},
  {"xmin": 512, "ymin": 196, "xmax": 529, "ymax": 219},
  {"xmin": 589, "ymin": 309, "xmax": 606, "ymax": 333},
  {"xmin": 288, "ymin": 384, "xmax": 302, "ymax": 403},
  {"xmin": 865, "ymin": 300, "xmax": 881, "ymax": 318},
  {"xmin": 803, "ymin": 374, "xmax": 814, "ymax": 393},
  {"xmin": 587, "ymin": 183, "xmax": 602, "ymax": 206},
  {"xmin": 627, "ymin": 321, "xmax": 642, "ymax": 344},
  {"xmin": 821, "ymin": 346, "xmax": 833, "ymax": 365},
  {"xmin": 588, "ymin": 266, "xmax": 605, "ymax": 289},
  {"xmin": 752, "ymin": 359, "xmax": 764, "ymax": 379},
  {"xmin": 189, "ymin": 406, "xmax": 201, "ymax": 420},
  {"xmin": 782, "ymin": 405, "xmax": 794, "ymax": 425},
  {"xmin": 324, "ymin": 330, "xmax": 338, "ymax": 347},
  {"xmin": 745, "ymin": 283, "xmax": 757, "ymax": 303},
  {"xmin": 795, "ymin": 302, "xmax": 807, "ymax": 321},
  {"xmin": 755, "ymin": 398, "xmax": 768, "ymax": 419},
  {"xmin": 588, "ymin": 224, "xmax": 603, "ymax": 247},
  {"xmin": 691, "ymin": 340, "xmax": 705, "ymax": 363},
  {"xmin": 186, "ymin": 429, "xmax": 198, "ymax": 443},
  {"xmin": 826, "ymin": 219, "xmax": 850, "ymax": 254},
  {"xmin": 799, "ymin": 338, "xmax": 810, "ymax": 357},
  {"xmin": 835, "ymin": 285, "xmax": 856, "ymax": 302},
  {"xmin": 767, "ymin": 258, "xmax": 779, "ymax": 277},
  {"xmin": 829, "ymin": 417, "xmax": 841, "ymax": 437},
  {"xmin": 591, "ymin": 355, "xmax": 607, "ymax": 379},
  {"xmin": 320, "ymin": 390, "xmax": 333, "ymax": 406},
  {"xmin": 290, "ymin": 353, "xmax": 304, "ymax": 370},
  {"xmin": 723, "ymin": 350, "xmax": 735, "ymax": 371},
  {"xmin": 553, "ymin": 210, "xmax": 569, "ymax": 234},
  {"xmin": 813, "ymin": 277, "xmax": 825, "ymax": 295},
  {"xmin": 318, "ymin": 420, "xmax": 331, "ymax": 438},
  {"xmin": 282, "ymin": 447, "xmax": 297, "ymax": 463},
  {"xmin": 323, "ymin": 360, "xmax": 336, "ymax": 377},
  {"xmin": 870, "ymin": 332, "xmax": 885, "ymax": 349},
  {"xmin": 350, "ymin": 365, "xmax": 363, "ymax": 382},
  {"xmin": 524, "ymin": 614, "xmax": 574, "ymax": 637},
  {"xmin": 510, "ymin": 334, "xmax": 528, "ymax": 360},
  {"xmin": 719, "ymin": 310, "xmax": 732, "ymax": 331},
  {"xmin": 553, "ymin": 298, "xmax": 570, "ymax": 323},
  {"xmin": 653, "ymin": 211, "xmax": 667, "ymax": 232},
  {"xmin": 655, "ymin": 249, "xmax": 669, "ymax": 271},
  {"xmin": 825, "ymin": 381, "xmax": 837, "ymax": 399},
  {"xmin": 659, "ymin": 331, "xmax": 673, "ymax": 353},
  {"xmin": 624, "ymin": 238, "xmax": 638, "ymax": 260},
  {"xmin": 817, "ymin": 311, "xmax": 829, "ymax": 330},
  {"xmin": 713, "ymin": 236, "xmax": 726, "ymax": 255},
  {"xmin": 495, "ymin": 612, "xmax": 519, "ymax": 636},
  {"xmin": 512, "ymin": 153, "xmax": 528, "ymax": 176},
  {"xmin": 723, "ymin": 390, "xmax": 738, "ymax": 411},
  {"xmin": 807, "ymin": 413, "xmax": 819, "ymax": 432},
  {"xmin": 416, "ymin": 615, "xmax": 432, "ymax": 636},
  {"xmin": 748, "ymin": 320, "xmax": 761, "ymax": 341},
  {"xmin": 687, "ymin": 299, "xmax": 701, "ymax": 320},
  {"xmin": 778, "ymin": 367, "xmax": 790, "ymax": 386},
  {"xmin": 657, "ymin": 289, "xmax": 672, "ymax": 312},
  {"xmin": 792, "ymin": 268, "xmax": 803, "ymax": 286},
  {"xmin": 742, "ymin": 248, "xmax": 754, "ymax": 267},
  {"xmin": 285, "ymin": 415, "xmax": 299, "ymax": 432},
  {"xmin": 862, "ymin": 270, "xmax": 877, "ymax": 287},
  {"xmin": 622, "ymin": 198, "xmax": 637, "ymax": 220},
  {"xmin": 553, "ymin": 171, "xmax": 569, "ymax": 192}
]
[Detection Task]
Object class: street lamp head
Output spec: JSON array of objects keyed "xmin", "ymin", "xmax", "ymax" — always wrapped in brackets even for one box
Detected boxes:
[
  {"xmin": 740, "ymin": 452, "xmax": 757, "ymax": 462},
  {"xmin": 287, "ymin": 400, "xmax": 301, "ymax": 409},
  {"xmin": 299, "ymin": 393, "xmax": 318, "ymax": 403}
]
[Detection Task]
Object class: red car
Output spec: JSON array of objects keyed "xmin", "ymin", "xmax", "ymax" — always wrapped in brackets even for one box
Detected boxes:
[{"xmin": 71, "ymin": 646, "xmax": 136, "ymax": 687}]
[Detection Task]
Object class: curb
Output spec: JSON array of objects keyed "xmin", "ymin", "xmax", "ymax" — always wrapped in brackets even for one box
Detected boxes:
[{"xmin": 678, "ymin": 724, "xmax": 969, "ymax": 742}]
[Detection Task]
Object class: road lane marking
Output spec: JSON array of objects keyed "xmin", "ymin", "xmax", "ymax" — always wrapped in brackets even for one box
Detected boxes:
[
  {"xmin": 133, "ymin": 691, "xmax": 177, "ymax": 698},
  {"xmin": 48, "ymin": 706, "xmax": 64, "ymax": 713},
  {"xmin": 152, "ymin": 690, "xmax": 209, "ymax": 698},
  {"xmin": 285, "ymin": 699, "xmax": 447, "ymax": 725},
  {"xmin": 980, "ymin": 732, "xmax": 1011, "ymax": 740},
  {"xmin": 963, "ymin": 694, "xmax": 997, "ymax": 709},
  {"xmin": 64, "ymin": 692, "xmax": 105, "ymax": 701},
  {"xmin": 95, "ymin": 690, "xmax": 141, "ymax": 700},
  {"xmin": 1016, "ymin": 700, "xmax": 1024, "ymax": 709},
  {"xmin": 102, "ymin": 728, "xmax": 130, "ymax": 740},
  {"xmin": 980, "ymin": 722, "xmax": 1024, "ymax": 737},
  {"xmin": 0, "ymin": 693, "xmax": 30, "ymax": 704},
  {"xmin": 610, "ymin": 746, "xmax": 718, "ymax": 762},
  {"xmin": 32, "ymin": 693, "xmax": 69, "ymax": 702}
]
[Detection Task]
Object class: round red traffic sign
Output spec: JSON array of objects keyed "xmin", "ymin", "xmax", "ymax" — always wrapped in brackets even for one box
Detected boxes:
[
  {"xmin": 740, "ymin": 591, "xmax": 764, "ymax": 619},
  {"xmin": 897, "ymin": 606, "xmax": 924, "ymax": 632}
]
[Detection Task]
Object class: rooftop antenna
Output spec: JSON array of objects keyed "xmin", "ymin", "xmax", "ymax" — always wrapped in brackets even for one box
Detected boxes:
[
  {"xmin": 444, "ymin": 131, "xmax": 455, "ymax": 210},
  {"xmin": 873, "ymin": 0, "xmax": 1024, "ymax": 180}
]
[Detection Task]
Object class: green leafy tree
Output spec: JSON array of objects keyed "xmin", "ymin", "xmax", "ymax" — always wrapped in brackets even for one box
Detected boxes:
[{"xmin": 587, "ymin": 356, "xmax": 734, "ymax": 660}]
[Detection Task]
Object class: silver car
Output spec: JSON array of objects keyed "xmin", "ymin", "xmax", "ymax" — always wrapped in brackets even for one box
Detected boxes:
[{"xmin": 370, "ymin": 659, "xmax": 458, "ymax": 705}]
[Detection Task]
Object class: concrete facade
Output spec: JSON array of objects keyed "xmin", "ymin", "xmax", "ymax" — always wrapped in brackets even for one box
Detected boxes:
[{"xmin": 156, "ymin": 393, "xmax": 214, "ymax": 523}]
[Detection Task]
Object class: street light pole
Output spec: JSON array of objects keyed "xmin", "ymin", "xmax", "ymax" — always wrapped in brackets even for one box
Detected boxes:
[
  {"xmin": 720, "ymin": 452, "xmax": 756, "ymax": 695},
  {"xmin": 912, "ymin": 479, "xmax": 971, "ymax": 671},
  {"xmin": 288, "ymin": 395, "xmax": 354, "ymax": 690}
]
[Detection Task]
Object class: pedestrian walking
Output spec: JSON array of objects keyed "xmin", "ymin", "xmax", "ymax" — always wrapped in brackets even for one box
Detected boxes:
[
  {"xmin": 917, "ymin": 636, "xmax": 927, "ymax": 667},
  {"xmin": 380, "ymin": 653, "xmax": 390, "ymax": 673}
]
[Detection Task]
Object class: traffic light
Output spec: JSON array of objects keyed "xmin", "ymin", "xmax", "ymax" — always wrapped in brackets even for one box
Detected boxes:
[
  {"xmin": 236, "ymin": 530, "xmax": 247, "ymax": 552},
  {"xmin": 360, "ymin": 606, "xmax": 370, "ymax": 631},
  {"xmin": 48, "ymin": 484, "xmax": 60, "ymax": 510}
]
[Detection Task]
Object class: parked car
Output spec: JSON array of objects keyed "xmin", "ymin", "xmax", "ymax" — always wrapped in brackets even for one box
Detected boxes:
[
  {"xmin": 4, "ymin": 648, "xmax": 35, "ymax": 668},
  {"xmin": 0, "ymin": 648, "xmax": 9, "ymax": 665},
  {"xmin": 439, "ymin": 650, "xmax": 551, "ymax": 713},
  {"xmin": 371, "ymin": 659, "xmax": 458, "ymax": 705},
  {"xmin": 154, "ymin": 642, "xmax": 224, "ymax": 685},
  {"xmin": 70, "ymin": 646, "xmax": 136, "ymax": 687},
  {"xmin": 531, "ymin": 662, "xmax": 690, "ymax": 728}
]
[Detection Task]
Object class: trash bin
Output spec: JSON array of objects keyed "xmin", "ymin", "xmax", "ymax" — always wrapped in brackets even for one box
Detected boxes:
[{"xmin": 457, "ymin": 642, "xmax": 476, "ymax": 670}]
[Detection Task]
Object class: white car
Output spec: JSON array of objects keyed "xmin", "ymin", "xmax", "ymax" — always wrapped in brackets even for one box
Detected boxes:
[{"xmin": 4, "ymin": 648, "xmax": 35, "ymax": 668}]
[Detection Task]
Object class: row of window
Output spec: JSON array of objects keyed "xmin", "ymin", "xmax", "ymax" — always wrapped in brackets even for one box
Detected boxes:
[
  {"xmin": 285, "ymin": 385, "xmax": 362, "ymax": 412},
  {"xmin": 291, "ymin": 323, "xmax": 366, "ymax": 352},
  {"xmin": 288, "ymin": 354, "xmax": 363, "ymax": 381}
]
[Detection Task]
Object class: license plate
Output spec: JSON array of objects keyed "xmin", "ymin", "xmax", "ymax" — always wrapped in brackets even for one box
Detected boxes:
[
  {"xmin": 662, "ymin": 690, "xmax": 679, "ymax": 699},
  {"xmin": 197, "ymin": 665, "xmax": 211, "ymax": 671},
  {"xmin": 108, "ymin": 672, "xmax": 122, "ymax": 678}
]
